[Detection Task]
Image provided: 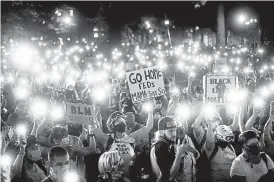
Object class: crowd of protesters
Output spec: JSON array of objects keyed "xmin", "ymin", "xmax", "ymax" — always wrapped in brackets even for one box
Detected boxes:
[{"xmin": 1, "ymin": 66, "xmax": 274, "ymax": 182}]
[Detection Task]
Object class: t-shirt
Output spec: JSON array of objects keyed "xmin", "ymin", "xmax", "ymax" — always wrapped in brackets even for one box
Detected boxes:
[
  {"xmin": 108, "ymin": 135, "xmax": 135, "ymax": 177},
  {"xmin": 230, "ymin": 153, "xmax": 274, "ymax": 182},
  {"xmin": 207, "ymin": 145, "xmax": 236, "ymax": 182}
]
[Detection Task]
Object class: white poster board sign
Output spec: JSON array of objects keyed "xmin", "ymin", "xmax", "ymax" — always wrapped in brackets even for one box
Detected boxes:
[
  {"xmin": 203, "ymin": 75, "xmax": 238, "ymax": 105},
  {"xmin": 126, "ymin": 66, "xmax": 166, "ymax": 103},
  {"xmin": 66, "ymin": 102, "xmax": 95, "ymax": 125}
]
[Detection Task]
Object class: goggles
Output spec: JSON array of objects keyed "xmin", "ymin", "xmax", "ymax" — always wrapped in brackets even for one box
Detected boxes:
[{"xmin": 216, "ymin": 134, "xmax": 235, "ymax": 142}]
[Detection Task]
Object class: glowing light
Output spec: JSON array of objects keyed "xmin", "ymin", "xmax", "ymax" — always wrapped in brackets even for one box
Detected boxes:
[
  {"xmin": 30, "ymin": 99, "xmax": 48, "ymax": 117},
  {"xmin": 143, "ymin": 102, "xmax": 153, "ymax": 113},
  {"xmin": 175, "ymin": 103, "xmax": 191, "ymax": 120},
  {"xmin": 92, "ymin": 86, "xmax": 108, "ymax": 102},
  {"xmin": 94, "ymin": 33, "xmax": 99, "ymax": 38},
  {"xmin": 203, "ymin": 103, "xmax": 217, "ymax": 119},
  {"xmin": 253, "ymin": 97, "xmax": 265, "ymax": 108},
  {"xmin": 63, "ymin": 16, "xmax": 71, "ymax": 24},
  {"xmin": 177, "ymin": 62, "xmax": 184, "ymax": 69},
  {"xmin": 227, "ymin": 89, "xmax": 248, "ymax": 103},
  {"xmin": 16, "ymin": 124, "xmax": 27, "ymax": 136},
  {"xmin": 238, "ymin": 14, "xmax": 246, "ymax": 24},
  {"xmin": 227, "ymin": 104, "xmax": 239, "ymax": 115},
  {"xmin": 164, "ymin": 20, "xmax": 170, "ymax": 25},
  {"xmin": 170, "ymin": 87, "xmax": 179, "ymax": 95},
  {"xmin": 63, "ymin": 171, "xmax": 79, "ymax": 182},
  {"xmin": 14, "ymin": 86, "xmax": 30, "ymax": 99},
  {"xmin": 258, "ymin": 49, "xmax": 264, "ymax": 54},
  {"xmin": 260, "ymin": 87, "xmax": 271, "ymax": 98},
  {"xmin": 145, "ymin": 21, "xmax": 151, "ymax": 28},
  {"xmin": 189, "ymin": 71, "xmax": 196, "ymax": 78},
  {"xmin": 1, "ymin": 154, "xmax": 12, "ymax": 167},
  {"xmin": 69, "ymin": 10, "xmax": 74, "ymax": 16},
  {"xmin": 51, "ymin": 105, "xmax": 64, "ymax": 121},
  {"xmin": 12, "ymin": 45, "xmax": 35, "ymax": 70},
  {"xmin": 51, "ymin": 71, "xmax": 61, "ymax": 82},
  {"xmin": 222, "ymin": 65, "xmax": 230, "ymax": 73},
  {"xmin": 157, "ymin": 61, "xmax": 167, "ymax": 70}
]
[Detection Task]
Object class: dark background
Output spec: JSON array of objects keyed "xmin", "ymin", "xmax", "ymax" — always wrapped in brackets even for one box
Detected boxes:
[{"xmin": 2, "ymin": 1, "xmax": 274, "ymax": 42}]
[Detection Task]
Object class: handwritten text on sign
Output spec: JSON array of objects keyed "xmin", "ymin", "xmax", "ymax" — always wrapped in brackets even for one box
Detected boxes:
[
  {"xmin": 126, "ymin": 66, "xmax": 166, "ymax": 103},
  {"xmin": 203, "ymin": 75, "xmax": 238, "ymax": 105},
  {"xmin": 66, "ymin": 102, "xmax": 95, "ymax": 125}
]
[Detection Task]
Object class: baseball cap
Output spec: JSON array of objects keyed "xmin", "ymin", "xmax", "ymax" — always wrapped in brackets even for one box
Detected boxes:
[{"xmin": 158, "ymin": 116, "xmax": 177, "ymax": 131}]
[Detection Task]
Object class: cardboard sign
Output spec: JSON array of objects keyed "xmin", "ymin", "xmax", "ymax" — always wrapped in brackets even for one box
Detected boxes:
[
  {"xmin": 126, "ymin": 66, "xmax": 166, "ymax": 103},
  {"xmin": 66, "ymin": 102, "xmax": 95, "ymax": 125},
  {"xmin": 203, "ymin": 75, "xmax": 238, "ymax": 105}
]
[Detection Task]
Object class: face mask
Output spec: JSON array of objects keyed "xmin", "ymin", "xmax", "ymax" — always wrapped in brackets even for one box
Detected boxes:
[
  {"xmin": 246, "ymin": 144, "xmax": 260, "ymax": 156},
  {"xmin": 216, "ymin": 140, "xmax": 229, "ymax": 149},
  {"xmin": 28, "ymin": 148, "xmax": 42, "ymax": 162},
  {"xmin": 50, "ymin": 165, "xmax": 70, "ymax": 179},
  {"xmin": 115, "ymin": 122, "xmax": 126, "ymax": 133}
]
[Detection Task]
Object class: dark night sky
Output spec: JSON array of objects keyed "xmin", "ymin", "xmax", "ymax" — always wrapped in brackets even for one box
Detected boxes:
[{"xmin": 2, "ymin": 1, "xmax": 274, "ymax": 42}]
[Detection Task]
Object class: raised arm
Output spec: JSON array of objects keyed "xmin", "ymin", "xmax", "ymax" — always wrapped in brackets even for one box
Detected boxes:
[
  {"xmin": 238, "ymin": 104, "xmax": 246, "ymax": 133},
  {"xmin": 10, "ymin": 139, "xmax": 26, "ymax": 179},
  {"xmin": 187, "ymin": 76, "xmax": 194, "ymax": 102},
  {"xmin": 71, "ymin": 135, "xmax": 96, "ymax": 156},
  {"xmin": 205, "ymin": 120, "xmax": 215, "ymax": 151},
  {"xmin": 229, "ymin": 110, "xmax": 240, "ymax": 132},
  {"xmin": 264, "ymin": 110, "xmax": 274, "ymax": 136},
  {"xmin": 263, "ymin": 109, "xmax": 274, "ymax": 151},
  {"xmin": 245, "ymin": 106, "xmax": 259, "ymax": 130},
  {"xmin": 192, "ymin": 112, "xmax": 205, "ymax": 141},
  {"xmin": 31, "ymin": 119, "xmax": 39, "ymax": 137}
]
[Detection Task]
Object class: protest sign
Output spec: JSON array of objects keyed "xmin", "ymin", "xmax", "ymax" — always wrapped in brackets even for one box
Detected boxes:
[
  {"xmin": 126, "ymin": 66, "xmax": 166, "ymax": 103},
  {"xmin": 203, "ymin": 75, "xmax": 238, "ymax": 105},
  {"xmin": 66, "ymin": 102, "xmax": 95, "ymax": 125}
]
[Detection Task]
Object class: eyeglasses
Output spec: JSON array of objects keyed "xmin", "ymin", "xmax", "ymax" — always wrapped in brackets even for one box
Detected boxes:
[
  {"xmin": 247, "ymin": 142, "xmax": 259, "ymax": 147},
  {"xmin": 225, "ymin": 136, "xmax": 234, "ymax": 142},
  {"xmin": 125, "ymin": 112, "xmax": 134, "ymax": 116}
]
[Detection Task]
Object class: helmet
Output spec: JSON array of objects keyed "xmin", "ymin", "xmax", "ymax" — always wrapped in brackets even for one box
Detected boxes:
[
  {"xmin": 107, "ymin": 111, "xmax": 125, "ymax": 132},
  {"xmin": 215, "ymin": 125, "xmax": 234, "ymax": 142}
]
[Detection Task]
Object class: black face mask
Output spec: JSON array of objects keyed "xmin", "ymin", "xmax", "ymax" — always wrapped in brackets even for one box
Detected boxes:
[
  {"xmin": 246, "ymin": 145, "xmax": 260, "ymax": 156},
  {"xmin": 216, "ymin": 140, "xmax": 229, "ymax": 149},
  {"xmin": 115, "ymin": 123, "xmax": 126, "ymax": 133}
]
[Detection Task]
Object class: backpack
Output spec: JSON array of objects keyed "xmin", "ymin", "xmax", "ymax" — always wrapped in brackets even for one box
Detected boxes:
[
  {"xmin": 128, "ymin": 130, "xmax": 155, "ymax": 182},
  {"xmin": 196, "ymin": 142, "xmax": 234, "ymax": 182}
]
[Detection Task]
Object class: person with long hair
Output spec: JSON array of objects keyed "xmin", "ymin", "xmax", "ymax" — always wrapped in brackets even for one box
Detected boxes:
[{"xmin": 97, "ymin": 151, "xmax": 129, "ymax": 182}]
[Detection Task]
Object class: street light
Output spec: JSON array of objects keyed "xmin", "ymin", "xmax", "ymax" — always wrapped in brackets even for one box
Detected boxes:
[
  {"xmin": 238, "ymin": 14, "xmax": 246, "ymax": 24},
  {"xmin": 258, "ymin": 48, "xmax": 264, "ymax": 54},
  {"xmin": 164, "ymin": 20, "xmax": 170, "ymax": 25},
  {"xmin": 63, "ymin": 16, "xmax": 71, "ymax": 24}
]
